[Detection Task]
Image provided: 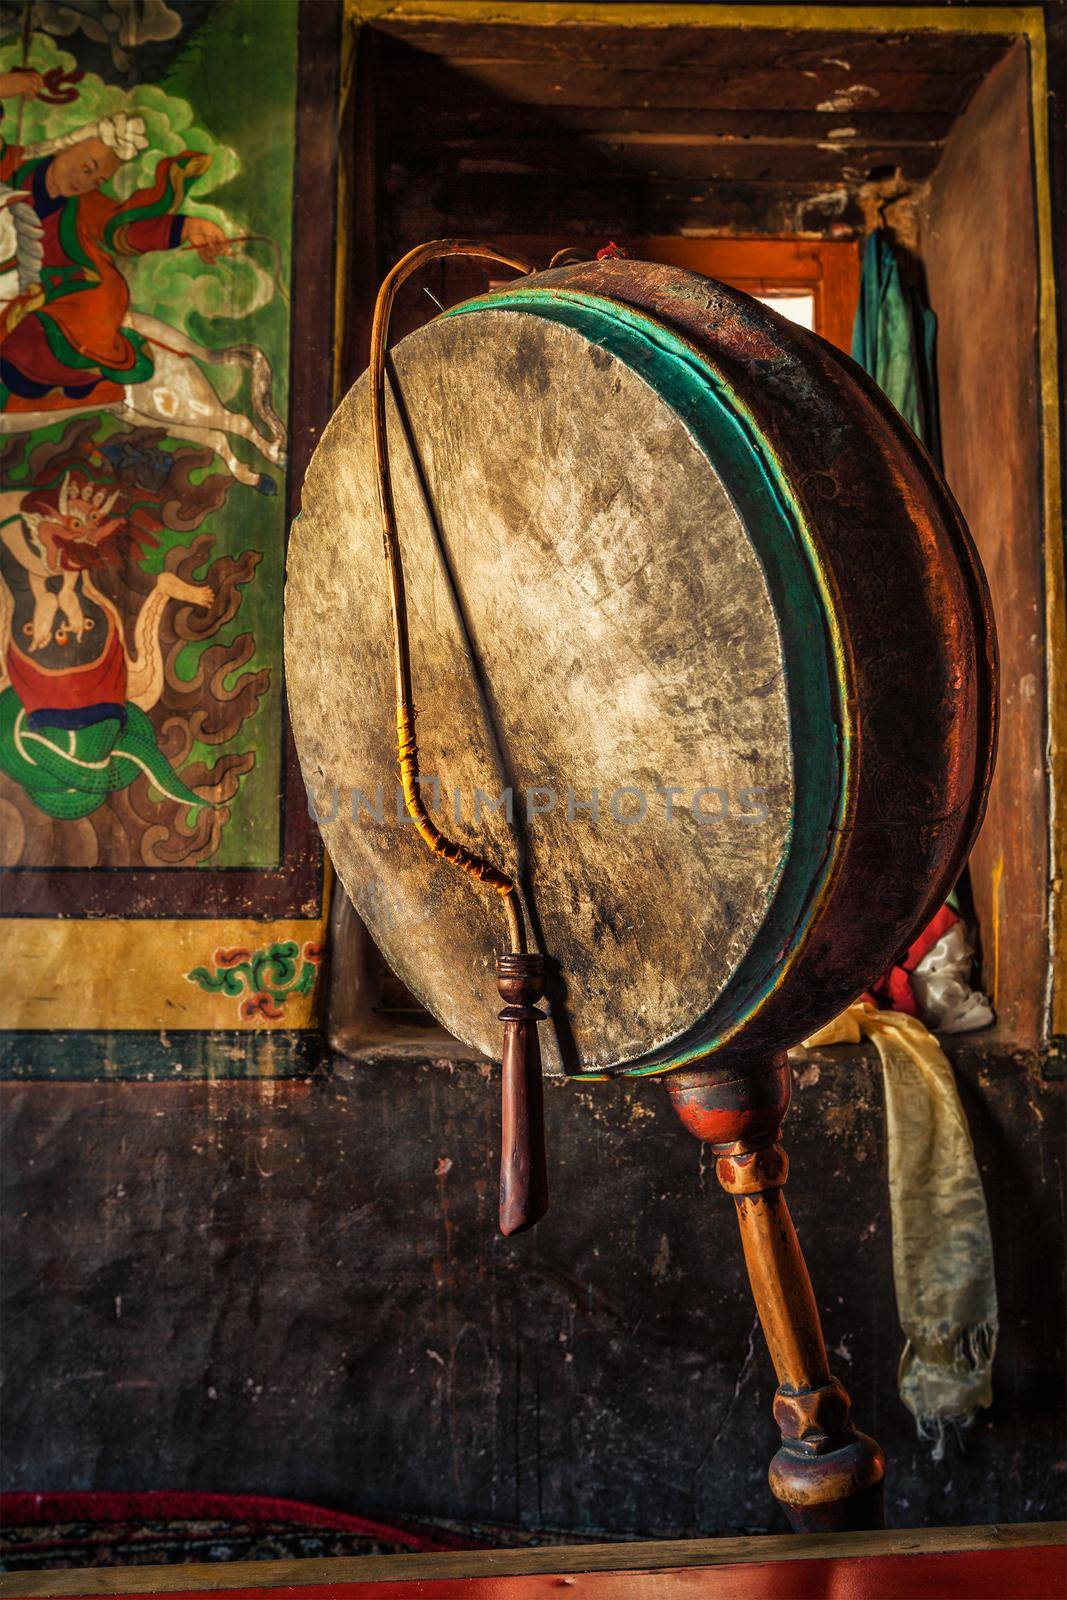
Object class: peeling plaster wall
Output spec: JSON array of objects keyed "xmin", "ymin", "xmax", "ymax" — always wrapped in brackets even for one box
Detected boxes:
[{"xmin": 2, "ymin": 1051, "xmax": 1063, "ymax": 1534}]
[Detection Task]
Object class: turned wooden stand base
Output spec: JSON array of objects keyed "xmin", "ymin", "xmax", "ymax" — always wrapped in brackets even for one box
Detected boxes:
[{"xmin": 667, "ymin": 1053, "xmax": 885, "ymax": 1532}]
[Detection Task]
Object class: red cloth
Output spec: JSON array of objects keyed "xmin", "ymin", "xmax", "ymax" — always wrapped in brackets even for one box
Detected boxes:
[
  {"xmin": 867, "ymin": 902, "xmax": 960, "ymax": 1017},
  {"xmin": 0, "ymin": 144, "xmax": 184, "ymax": 383},
  {"xmin": 1, "ymin": 316, "xmax": 126, "ymax": 402},
  {"xmin": 0, "ymin": 1490, "xmax": 467, "ymax": 1553},
  {"xmin": 7, "ymin": 622, "xmax": 127, "ymax": 716}
]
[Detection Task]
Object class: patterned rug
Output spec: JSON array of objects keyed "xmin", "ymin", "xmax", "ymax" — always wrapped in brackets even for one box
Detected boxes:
[{"xmin": 0, "ymin": 1491, "xmax": 586, "ymax": 1571}]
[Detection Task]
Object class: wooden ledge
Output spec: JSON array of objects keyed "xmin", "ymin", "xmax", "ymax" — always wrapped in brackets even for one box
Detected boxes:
[{"xmin": 2, "ymin": 1521, "xmax": 1063, "ymax": 1597}]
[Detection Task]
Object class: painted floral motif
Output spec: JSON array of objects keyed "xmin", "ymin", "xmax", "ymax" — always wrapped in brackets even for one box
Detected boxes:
[{"xmin": 186, "ymin": 939, "xmax": 323, "ymax": 1021}]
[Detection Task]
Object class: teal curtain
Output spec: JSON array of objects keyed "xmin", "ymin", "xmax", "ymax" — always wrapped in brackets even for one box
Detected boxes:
[{"xmin": 852, "ymin": 230, "xmax": 942, "ymax": 467}]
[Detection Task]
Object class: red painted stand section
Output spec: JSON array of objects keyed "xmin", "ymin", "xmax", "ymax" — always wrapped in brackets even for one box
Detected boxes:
[{"xmin": 50, "ymin": 1543, "xmax": 1067, "ymax": 1600}]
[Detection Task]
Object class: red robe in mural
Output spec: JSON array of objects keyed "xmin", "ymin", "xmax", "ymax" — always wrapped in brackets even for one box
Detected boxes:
[{"xmin": 0, "ymin": 144, "xmax": 206, "ymax": 409}]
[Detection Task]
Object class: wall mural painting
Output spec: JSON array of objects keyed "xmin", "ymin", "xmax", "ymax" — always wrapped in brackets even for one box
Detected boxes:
[{"xmin": 0, "ymin": 0, "xmax": 327, "ymax": 1056}]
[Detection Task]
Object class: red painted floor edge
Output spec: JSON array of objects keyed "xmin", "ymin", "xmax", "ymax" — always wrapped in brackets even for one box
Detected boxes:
[{"xmin": 30, "ymin": 1542, "xmax": 1067, "ymax": 1600}]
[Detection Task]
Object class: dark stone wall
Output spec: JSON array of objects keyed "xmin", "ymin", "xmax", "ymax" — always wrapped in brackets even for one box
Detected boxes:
[{"xmin": 2, "ymin": 1048, "xmax": 1064, "ymax": 1536}]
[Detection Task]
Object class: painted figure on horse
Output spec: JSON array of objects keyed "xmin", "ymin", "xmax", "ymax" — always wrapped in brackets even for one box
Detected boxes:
[{"xmin": 0, "ymin": 68, "xmax": 227, "ymax": 412}]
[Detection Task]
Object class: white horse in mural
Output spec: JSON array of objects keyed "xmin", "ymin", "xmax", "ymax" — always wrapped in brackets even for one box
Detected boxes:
[
  {"xmin": 0, "ymin": 176, "xmax": 287, "ymax": 493},
  {"xmin": 0, "ymin": 310, "xmax": 288, "ymax": 494}
]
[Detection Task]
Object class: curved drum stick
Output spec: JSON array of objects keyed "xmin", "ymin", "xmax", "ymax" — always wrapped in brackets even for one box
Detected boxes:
[{"xmin": 368, "ymin": 239, "xmax": 548, "ymax": 1236}]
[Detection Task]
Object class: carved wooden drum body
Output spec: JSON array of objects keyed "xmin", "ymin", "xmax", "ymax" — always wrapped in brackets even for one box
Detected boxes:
[{"xmin": 286, "ymin": 258, "xmax": 996, "ymax": 1077}]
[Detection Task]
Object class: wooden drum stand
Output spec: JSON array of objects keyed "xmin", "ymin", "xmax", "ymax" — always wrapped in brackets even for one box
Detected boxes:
[
  {"xmin": 505, "ymin": 953, "xmax": 884, "ymax": 1530},
  {"xmin": 670, "ymin": 1056, "xmax": 883, "ymax": 1530}
]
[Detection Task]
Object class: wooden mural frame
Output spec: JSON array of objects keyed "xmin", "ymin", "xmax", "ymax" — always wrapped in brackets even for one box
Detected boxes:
[{"xmin": 0, "ymin": 0, "xmax": 341, "ymax": 1059}]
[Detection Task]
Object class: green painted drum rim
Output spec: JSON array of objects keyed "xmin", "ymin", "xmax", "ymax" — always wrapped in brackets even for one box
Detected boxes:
[{"xmin": 446, "ymin": 287, "xmax": 852, "ymax": 1077}]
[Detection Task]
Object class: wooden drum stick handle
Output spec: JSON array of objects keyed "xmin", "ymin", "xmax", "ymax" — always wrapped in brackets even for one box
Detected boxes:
[{"xmin": 497, "ymin": 952, "xmax": 549, "ymax": 1237}]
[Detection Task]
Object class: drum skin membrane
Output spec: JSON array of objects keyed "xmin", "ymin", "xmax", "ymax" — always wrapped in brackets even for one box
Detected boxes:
[{"xmin": 447, "ymin": 289, "xmax": 849, "ymax": 1076}]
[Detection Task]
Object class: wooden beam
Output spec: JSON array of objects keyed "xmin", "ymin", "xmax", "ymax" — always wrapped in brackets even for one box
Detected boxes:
[
  {"xmin": 345, "ymin": 2, "xmax": 1038, "ymax": 41},
  {"xmin": 373, "ymin": 56, "xmax": 991, "ymax": 114},
  {"xmin": 390, "ymin": 133, "xmax": 943, "ymax": 183},
  {"xmin": 391, "ymin": 108, "xmax": 959, "ymax": 139},
  {"xmin": 368, "ymin": 18, "xmax": 1013, "ymax": 76},
  {"xmin": 385, "ymin": 171, "xmax": 871, "ymax": 241},
  {"xmin": 3, "ymin": 1523, "xmax": 1064, "ymax": 1596}
]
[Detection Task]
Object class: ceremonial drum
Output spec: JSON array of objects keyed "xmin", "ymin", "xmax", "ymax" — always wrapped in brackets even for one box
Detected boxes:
[{"xmin": 286, "ymin": 256, "xmax": 996, "ymax": 1079}]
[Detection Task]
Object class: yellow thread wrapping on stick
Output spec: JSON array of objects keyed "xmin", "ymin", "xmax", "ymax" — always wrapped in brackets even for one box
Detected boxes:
[{"xmin": 395, "ymin": 704, "xmax": 514, "ymax": 894}]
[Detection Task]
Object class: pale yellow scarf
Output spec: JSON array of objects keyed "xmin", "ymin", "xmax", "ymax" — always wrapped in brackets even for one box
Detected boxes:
[{"xmin": 803, "ymin": 1002, "xmax": 998, "ymax": 1456}]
